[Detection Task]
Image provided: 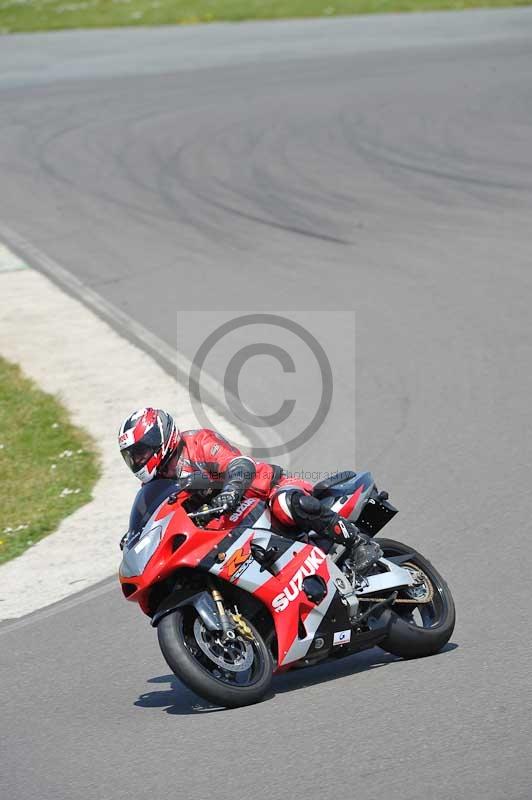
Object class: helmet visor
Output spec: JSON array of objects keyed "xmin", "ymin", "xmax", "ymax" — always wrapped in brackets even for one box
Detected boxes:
[{"xmin": 121, "ymin": 425, "xmax": 162, "ymax": 474}]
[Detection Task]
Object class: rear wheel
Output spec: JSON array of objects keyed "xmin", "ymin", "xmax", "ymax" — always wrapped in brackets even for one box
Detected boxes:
[
  {"xmin": 157, "ymin": 607, "xmax": 273, "ymax": 708},
  {"xmin": 374, "ymin": 538, "xmax": 456, "ymax": 659}
]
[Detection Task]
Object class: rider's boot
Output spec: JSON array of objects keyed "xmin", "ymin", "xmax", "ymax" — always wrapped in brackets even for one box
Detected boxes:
[
  {"xmin": 326, "ymin": 516, "xmax": 382, "ymax": 575},
  {"xmin": 344, "ymin": 528, "xmax": 383, "ymax": 576},
  {"xmin": 289, "ymin": 494, "xmax": 382, "ymax": 576}
]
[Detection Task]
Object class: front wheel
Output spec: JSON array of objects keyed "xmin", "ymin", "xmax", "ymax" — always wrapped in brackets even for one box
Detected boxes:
[
  {"xmin": 375, "ymin": 538, "xmax": 456, "ymax": 659},
  {"xmin": 157, "ymin": 607, "xmax": 273, "ymax": 708}
]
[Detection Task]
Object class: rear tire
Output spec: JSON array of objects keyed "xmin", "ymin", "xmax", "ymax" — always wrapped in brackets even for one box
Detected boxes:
[
  {"xmin": 376, "ymin": 538, "xmax": 456, "ymax": 659},
  {"xmin": 157, "ymin": 607, "xmax": 273, "ymax": 708}
]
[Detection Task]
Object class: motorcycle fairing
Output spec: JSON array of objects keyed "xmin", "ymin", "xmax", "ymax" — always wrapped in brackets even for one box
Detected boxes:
[
  {"xmin": 196, "ymin": 499, "xmax": 268, "ymax": 568},
  {"xmin": 267, "ymin": 554, "xmax": 354, "ymax": 666},
  {"xmin": 120, "ymin": 508, "xmax": 176, "ymax": 578},
  {"xmin": 206, "ymin": 504, "xmax": 355, "ymax": 667}
]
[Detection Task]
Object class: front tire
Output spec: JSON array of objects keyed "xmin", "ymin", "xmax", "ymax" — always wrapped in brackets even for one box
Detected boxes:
[
  {"xmin": 157, "ymin": 607, "xmax": 273, "ymax": 708},
  {"xmin": 376, "ymin": 538, "xmax": 456, "ymax": 659}
]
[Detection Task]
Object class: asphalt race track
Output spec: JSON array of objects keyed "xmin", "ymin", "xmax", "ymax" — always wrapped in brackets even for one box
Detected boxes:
[{"xmin": 1, "ymin": 9, "xmax": 532, "ymax": 800}]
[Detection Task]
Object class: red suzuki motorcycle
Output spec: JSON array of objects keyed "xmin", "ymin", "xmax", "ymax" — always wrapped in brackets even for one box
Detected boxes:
[{"xmin": 119, "ymin": 471, "xmax": 455, "ymax": 708}]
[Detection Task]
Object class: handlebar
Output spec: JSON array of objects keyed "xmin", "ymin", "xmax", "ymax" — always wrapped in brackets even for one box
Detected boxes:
[{"xmin": 188, "ymin": 505, "xmax": 227, "ymax": 519}]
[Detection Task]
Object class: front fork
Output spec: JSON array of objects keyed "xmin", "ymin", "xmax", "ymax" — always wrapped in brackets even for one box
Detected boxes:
[
  {"xmin": 209, "ymin": 582, "xmax": 254, "ymax": 642},
  {"xmin": 210, "ymin": 584, "xmax": 236, "ymax": 641}
]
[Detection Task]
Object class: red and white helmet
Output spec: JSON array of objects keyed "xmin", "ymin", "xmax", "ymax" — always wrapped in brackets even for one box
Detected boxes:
[{"xmin": 118, "ymin": 408, "xmax": 179, "ymax": 483}]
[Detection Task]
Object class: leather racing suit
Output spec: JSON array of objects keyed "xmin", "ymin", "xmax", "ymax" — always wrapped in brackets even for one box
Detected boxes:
[{"xmin": 159, "ymin": 428, "xmax": 364, "ymax": 554}]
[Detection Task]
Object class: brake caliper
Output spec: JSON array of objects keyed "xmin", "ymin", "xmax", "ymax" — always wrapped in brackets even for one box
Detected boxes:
[{"xmin": 231, "ymin": 612, "xmax": 255, "ymax": 640}]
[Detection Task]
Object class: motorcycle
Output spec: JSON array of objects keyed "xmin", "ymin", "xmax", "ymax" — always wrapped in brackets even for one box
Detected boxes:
[{"xmin": 119, "ymin": 470, "xmax": 455, "ymax": 708}]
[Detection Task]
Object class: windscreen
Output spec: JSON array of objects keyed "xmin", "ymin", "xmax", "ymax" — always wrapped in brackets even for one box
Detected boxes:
[{"xmin": 128, "ymin": 478, "xmax": 181, "ymax": 535}]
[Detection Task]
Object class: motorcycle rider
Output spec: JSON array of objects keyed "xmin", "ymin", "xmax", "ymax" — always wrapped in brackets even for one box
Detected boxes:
[{"xmin": 118, "ymin": 407, "xmax": 381, "ymax": 574}]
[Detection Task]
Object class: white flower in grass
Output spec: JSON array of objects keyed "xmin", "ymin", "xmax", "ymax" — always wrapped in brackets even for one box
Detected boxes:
[
  {"xmin": 0, "ymin": 443, "xmax": 4, "ymax": 449},
  {"xmin": 58, "ymin": 450, "xmax": 73, "ymax": 459},
  {"xmin": 59, "ymin": 487, "xmax": 74, "ymax": 497},
  {"xmin": 3, "ymin": 527, "xmax": 13, "ymax": 533},
  {"xmin": 51, "ymin": 464, "xmax": 57, "ymax": 470},
  {"xmin": 51, "ymin": 423, "xmax": 60, "ymax": 429}
]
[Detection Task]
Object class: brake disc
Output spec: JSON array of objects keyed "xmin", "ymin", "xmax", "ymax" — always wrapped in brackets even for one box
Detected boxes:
[{"xmin": 193, "ymin": 618, "xmax": 254, "ymax": 672}]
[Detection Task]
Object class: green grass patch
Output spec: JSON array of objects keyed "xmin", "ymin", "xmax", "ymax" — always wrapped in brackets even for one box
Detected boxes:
[
  {"xmin": 0, "ymin": 358, "xmax": 100, "ymax": 564},
  {"xmin": 0, "ymin": 0, "xmax": 530, "ymax": 34}
]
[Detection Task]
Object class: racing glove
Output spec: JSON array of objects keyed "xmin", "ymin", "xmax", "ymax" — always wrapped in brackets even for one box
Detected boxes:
[
  {"xmin": 211, "ymin": 485, "xmax": 241, "ymax": 513},
  {"xmin": 211, "ymin": 456, "xmax": 256, "ymax": 514}
]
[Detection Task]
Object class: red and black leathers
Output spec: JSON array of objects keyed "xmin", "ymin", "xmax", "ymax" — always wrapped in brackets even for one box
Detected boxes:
[
  {"xmin": 159, "ymin": 428, "xmax": 362, "ymax": 552},
  {"xmin": 166, "ymin": 428, "xmax": 275, "ymax": 498}
]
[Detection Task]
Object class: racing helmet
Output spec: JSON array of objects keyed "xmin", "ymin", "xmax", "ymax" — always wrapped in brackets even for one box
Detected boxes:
[{"xmin": 118, "ymin": 407, "xmax": 178, "ymax": 483}]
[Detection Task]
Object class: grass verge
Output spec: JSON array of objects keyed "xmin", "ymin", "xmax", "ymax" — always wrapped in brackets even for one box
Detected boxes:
[
  {"xmin": 0, "ymin": 357, "xmax": 100, "ymax": 564},
  {"xmin": 0, "ymin": 0, "xmax": 530, "ymax": 34}
]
